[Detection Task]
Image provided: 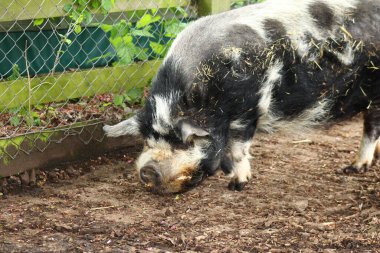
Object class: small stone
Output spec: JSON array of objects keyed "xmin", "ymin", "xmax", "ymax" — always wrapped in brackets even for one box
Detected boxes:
[
  {"xmin": 54, "ymin": 223, "xmax": 72, "ymax": 232},
  {"xmin": 8, "ymin": 176, "xmax": 21, "ymax": 186},
  {"xmin": 0, "ymin": 178, "xmax": 6, "ymax": 192},
  {"xmin": 19, "ymin": 171, "xmax": 30, "ymax": 185},
  {"xmin": 165, "ymin": 207, "xmax": 174, "ymax": 216},
  {"xmin": 239, "ymin": 229, "xmax": 250, "ymax": 236},
  {"xmin": 66, "ymin": 166, "xmax": 80, "ymax": 177},
  {"xmin": 179, "ymin": 233, "xmax": 186, "ymax": 244},
  {"xmin": 293, "ymin": 200, "xmax": 309, "ymax": 212},
  {"xmin": 112, "ymin": 229, "xmax": 123, "ymax": 238},
  {"xmin": 47, "ymin": 171, "xmax": 59, "ymax": 182},
  {"xmin": 195, "ymin": 235, "xmax": 207, "ymax": 241}
]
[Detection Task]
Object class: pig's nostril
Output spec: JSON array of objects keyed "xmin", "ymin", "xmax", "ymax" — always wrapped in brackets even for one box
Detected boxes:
[{"xmin": 140, "ymin": 165, "xmax": 162, "ymax": 185}]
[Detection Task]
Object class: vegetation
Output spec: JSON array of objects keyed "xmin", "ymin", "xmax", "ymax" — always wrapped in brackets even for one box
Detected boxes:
[
  {"xmin": 231, "ymin": 0, "xmax": 265, "ymax": 8},
  {"xmin": 100, "ymin": 8, "xmax": 187, "ymax": 65},
  {"xmin": 4, "ymin": 0, "xmax": 265, "ymax": 129},
  {"xmin": 3, "ymin": 0, "xmax": 188, "ymax": 129}
]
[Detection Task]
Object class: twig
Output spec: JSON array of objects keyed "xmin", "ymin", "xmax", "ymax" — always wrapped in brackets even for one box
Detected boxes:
[
  {"xmin": 51, "ymin": 23, "xmax": 76, "ymax": 75},
  {"xmin": 291, "ymin": 139, "xmax": 313, "ymax": 144},
  {"xmin": 90, "ymin": 205, "xmax": 124, "ymax": 210}
]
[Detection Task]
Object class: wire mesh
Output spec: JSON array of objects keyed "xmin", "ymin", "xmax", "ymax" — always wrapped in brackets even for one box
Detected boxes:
[
  {"xmin": 0, "ymin": 0, "xmax": 195, "ymax": 162},
  {"xmin": 0, "ymin": 0, "xmax": 262, "ymax": 164}
]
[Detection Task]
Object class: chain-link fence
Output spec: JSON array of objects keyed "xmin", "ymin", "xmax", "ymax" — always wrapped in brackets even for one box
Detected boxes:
[
  {"xmin": 0, "ymin": 0, "xmax": 262, "ymax": 176},
  {"xmin": 0, "ymin": 0, "xmax": 199, "ymax": 167}
]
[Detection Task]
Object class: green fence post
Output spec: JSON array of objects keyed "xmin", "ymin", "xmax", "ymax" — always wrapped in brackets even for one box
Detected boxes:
[{"xmin": 198, "ymin": 0, "xmax": 231, "ymax": 16}]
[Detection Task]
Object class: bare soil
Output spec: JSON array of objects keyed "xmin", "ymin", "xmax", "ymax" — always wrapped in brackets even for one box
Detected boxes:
[
  {"xmin": 0, "ymin": 93, "xmax": 142, "ymax": 137},
  {"xmin": 1, "ymin": 116, "xmax": 380, "ymax": 253}
]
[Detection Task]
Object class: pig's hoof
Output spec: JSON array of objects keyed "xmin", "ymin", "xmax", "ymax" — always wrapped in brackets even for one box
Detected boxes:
[
  {"xmin": 341, "ymin": 165, "xmax": 368, "ymax": 174},
  {"xmin": 228, "ymin": 179, "xmax": 247, "ymax": 191}
]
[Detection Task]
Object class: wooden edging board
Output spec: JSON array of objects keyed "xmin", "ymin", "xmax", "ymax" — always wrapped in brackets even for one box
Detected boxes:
[{"xmin": 0, "ymin": 121, "xmax": 143, "ymax": 178}]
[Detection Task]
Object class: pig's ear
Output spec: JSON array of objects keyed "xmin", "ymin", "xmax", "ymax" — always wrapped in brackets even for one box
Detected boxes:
[
  {"xmin": 177, "ymin": 120, "xmax": 209, "ymax": 143},
  {"xmin": 103, "ymin": 115, "xmax": 140, "ymax": 137}
]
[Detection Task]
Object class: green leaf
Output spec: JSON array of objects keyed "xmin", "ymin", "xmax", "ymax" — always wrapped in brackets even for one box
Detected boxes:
[
  {"xmin": 151, "ymin": 15, "xmax": 162, "ymax": 23},
  {"xmin": 34, "ymin": 104, "xmax": 44, "ymax": 110},
  {"xmin": 150, "ymin": 42, "xmax": 166, "ymax": 56},
  {"xmin": 78, "ymin": 0, "xmax": 87, "ymax": 7},
  {"xmin": 127, "ymin": 43, "xmax": 142, "ymax": 55},
  {"xmin": 113, "ymin": 94, "xmax": 125, "ymax": 106},
  {"xmin": 110, "ymin": 36, "xmax": 123, "ymax": 48},
  {"xmin": 82, "ymin": 10, "xmax": 93, "ymax": 24},
  {"xmin": 164, "ymin": 21, "xmax": 187, "ymax": 38},
  {"xmin": 136, "ymin": 14, "xmax": 153, "ymax": 28},
  {"xmin": 87, "ymin": 52, "xmax": 113, "ymax": 63},
  {"xmin": 70, "ymin": 10, "xmax": 81, "ymax": 21},
  {"xmin": 63, "ymin": 38, "xmax": 72, "ymax": 44},
  {"xmin": 33, "ymin": 18, "xmax": 44, "ymax": 26},
  {"xmin": 63, "ymin": 4, "xmax": 73, "ymax": 13},
  {"xmin": 19, "ymin": 107, "xmax": 28, "ymax": 116},
  {"xmin": 122, "ymin": 35, "xmax": 133, "ymax": 44},
  {"xmin": 116, "ymin": 47, "xmax": 135, "ymax": 65},
  {"xmin": 101, "ymin": 0, "xmax": 115, "ymax": 12},
  {"xmin": 125, "ymin": 88, "xmax": 143, "ymax": 104},
  {"xmin": 100, "ymin": 24, "xmax": 113, "ymax": 32},
  {"xmin": 74, "ymin": 24, "xmax": 82, "ymax": 34},
  {"xmin": 136, "ymin": 14, "xmax": 161, "ymax": 29},
  {"xmin": 25, "ymin": 116, "xmax": 34, "ymax": 127},
  {"xmin": 31, "ymin": 111, "xmax": 40, "ymax": 118},
  {"xmin": 76, "ymin": 14, "xmax": 84, "ymax": 24},
  {"xmin": 91, "ymin": 0, "xmax": 101, "ymax": 9},
  {"xmin": 10, "ymin": 116, "xmax": 20, "ymax": 127},
  {"xmin": 7, "ymin": 64, "xmax": 20, "ymax": 81},
  {"xmin": 175, "ymin": 7, "xmax": 188, "ymax": 17},
  {"xmin": 8, "ymin": 107, "xmax": 20, "ymax": 114},
  {"xmin": 131, "ymin": 28, "xmax": 154, "ymax": 38},
  {"xmin": 34, "ymin": 118, "xmax": 41, "ymax": 126},
  {"xmin": 110, "ymin": 20, "xmax": 130, "ymax": 38},
  {"xmin": 136, "ymin": 48, "xmax": 149, "ymax": 61}
]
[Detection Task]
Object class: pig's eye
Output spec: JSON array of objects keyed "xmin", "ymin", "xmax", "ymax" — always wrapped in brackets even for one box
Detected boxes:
[
  {"xmin": 186, "ymin": 138, "xmax": 195, "ymax": 146},
  {"xmin": 171, "ymin": 142, "xmax": 191, "ymax": 151}
]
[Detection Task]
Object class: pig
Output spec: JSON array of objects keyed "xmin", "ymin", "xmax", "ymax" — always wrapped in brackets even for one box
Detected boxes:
[{"xmin": 104, "ymin": 0, "xmax": 380, "ymax": 194}]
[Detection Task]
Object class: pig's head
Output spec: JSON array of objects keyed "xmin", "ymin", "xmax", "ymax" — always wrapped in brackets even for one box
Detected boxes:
[{"xmin": 103, "ymin": 95, "xmax": 226, "ymax": 194}]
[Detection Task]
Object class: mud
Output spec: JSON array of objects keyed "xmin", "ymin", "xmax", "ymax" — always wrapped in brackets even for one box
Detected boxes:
[{"xmin": 1, "ymin": 116, "xmax": 379, "ymax": 252}]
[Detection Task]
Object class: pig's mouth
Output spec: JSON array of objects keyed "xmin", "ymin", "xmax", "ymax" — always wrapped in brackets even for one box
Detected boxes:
[
  {"xmin": 182, "ymin": 169, "xmax": 207, "ymax": 190},
  {"xmin": 140, "ymin": 168, "xmax": 207, "ymax": 195}
]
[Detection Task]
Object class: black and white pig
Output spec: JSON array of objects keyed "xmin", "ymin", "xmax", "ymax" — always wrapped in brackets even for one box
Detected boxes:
[{"xmin": 104, "ymin": 0, "xmax": 380, "ymax": 194}]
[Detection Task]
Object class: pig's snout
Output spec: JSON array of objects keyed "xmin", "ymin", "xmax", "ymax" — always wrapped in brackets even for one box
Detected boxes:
[{"xmin": 139, "ymin": 164, "xmax": 162, "ymax": 187}]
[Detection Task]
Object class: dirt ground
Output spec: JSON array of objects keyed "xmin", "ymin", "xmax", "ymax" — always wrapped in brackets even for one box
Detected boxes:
[{"xmin": 1, "ymin": 116, "xmax": 380, "ymax": 253}]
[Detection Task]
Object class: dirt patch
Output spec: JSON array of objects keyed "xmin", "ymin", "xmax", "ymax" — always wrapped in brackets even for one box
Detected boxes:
[
  {"xmin": 1, "ymin": 116, "xmax": 380, "ymax": 252},
  {"xmin": 0, "ymin": 92, "xmax": 143, "ymax": 137}
]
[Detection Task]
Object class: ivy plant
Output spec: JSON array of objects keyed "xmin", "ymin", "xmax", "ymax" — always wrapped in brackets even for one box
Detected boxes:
[{"xmin": 101, "ymin": 8, "xmax": 188, "ymax": 65}]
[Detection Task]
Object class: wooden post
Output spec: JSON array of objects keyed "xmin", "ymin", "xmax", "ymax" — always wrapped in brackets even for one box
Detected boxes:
[{"xmin": 198, "ymin": 0, "xmax": 231, "ymax": 16}]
